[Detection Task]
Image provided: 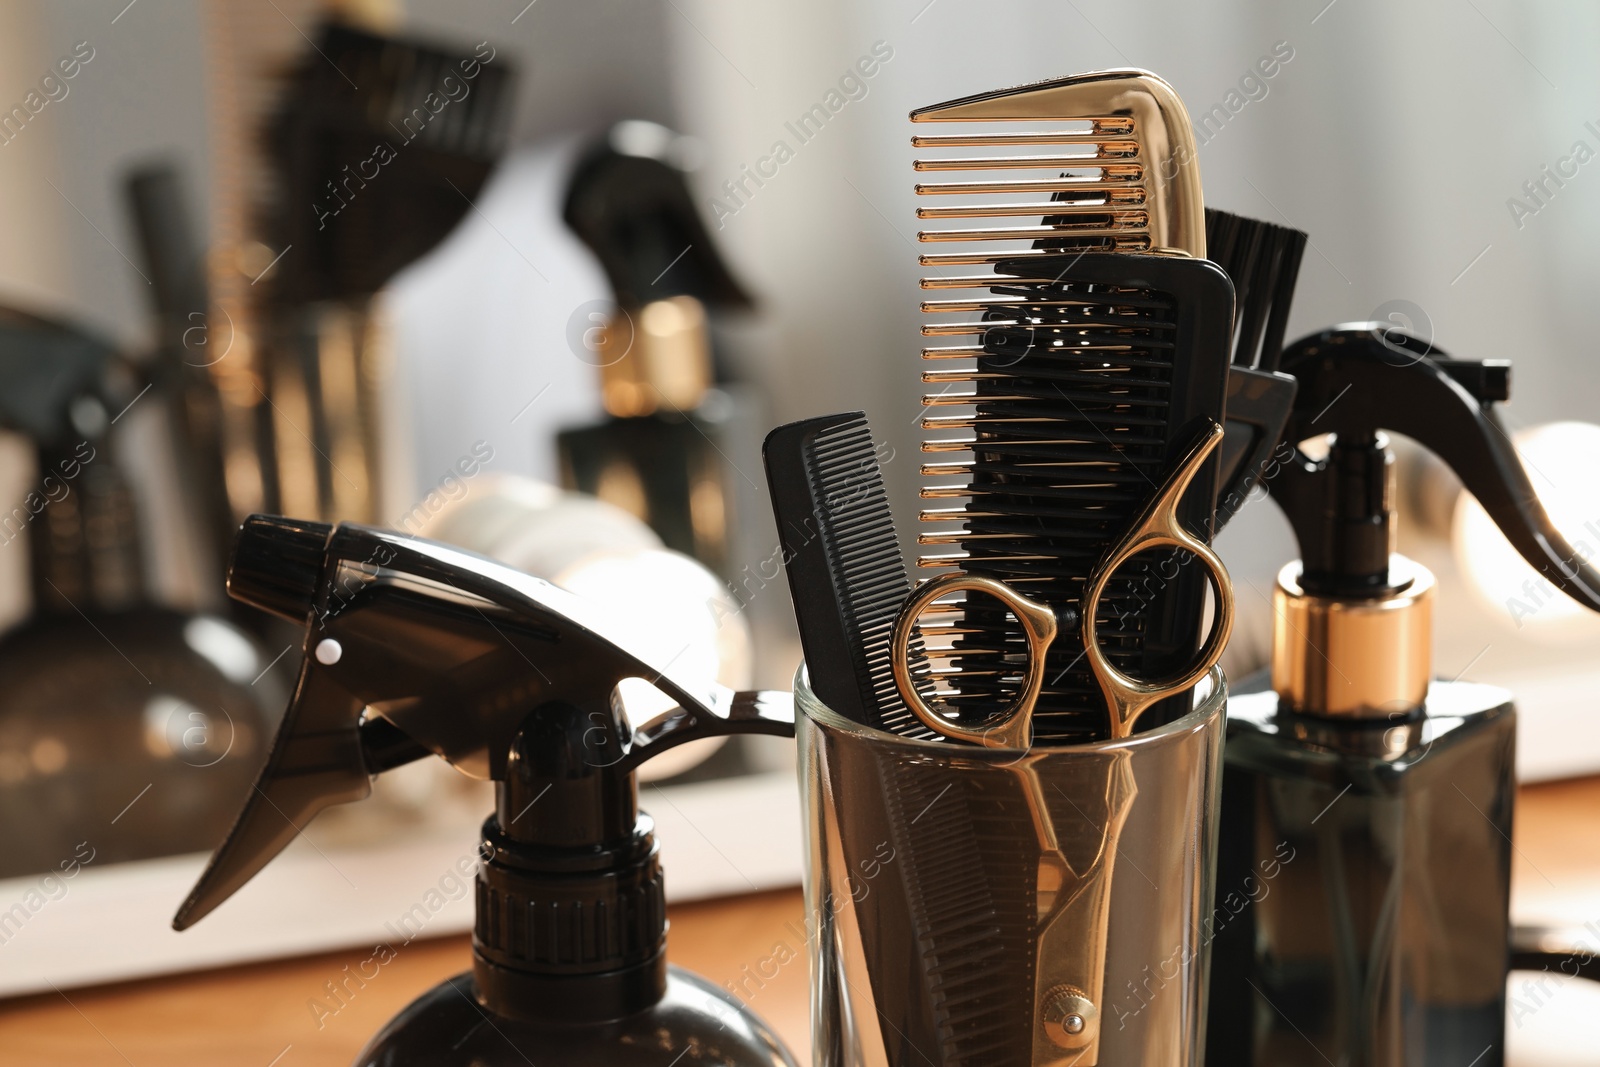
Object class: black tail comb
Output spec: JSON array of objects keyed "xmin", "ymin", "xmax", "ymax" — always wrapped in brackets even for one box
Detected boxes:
[{"xmin": 918, "ymin": 252, "xmax": 1233, "ymax": 743}]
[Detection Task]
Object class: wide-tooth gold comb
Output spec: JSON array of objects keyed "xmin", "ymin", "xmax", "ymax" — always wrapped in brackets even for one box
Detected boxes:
[
  {"xmin": 911, "ymin": 68, "xmax": 1205, "ymax": 271},
  {"xmin": 912, "ymin": 70, "xmax": 1205, "ymax": 507}
]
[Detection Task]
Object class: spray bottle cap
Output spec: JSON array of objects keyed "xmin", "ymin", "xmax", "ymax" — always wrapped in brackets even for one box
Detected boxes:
[
  {"xmin": 1263, "ymin": 326, "xmax": 1600, "ymax": 717},
  {"xmin": 176, "ymin": 516, "xmax": 793, "ymax": 1021}
]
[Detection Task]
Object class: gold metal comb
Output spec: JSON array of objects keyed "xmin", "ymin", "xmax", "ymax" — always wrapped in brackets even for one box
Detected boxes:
[{"xmin": 911, "ymin": 68, "xmax": 1205, "ymax": 273}]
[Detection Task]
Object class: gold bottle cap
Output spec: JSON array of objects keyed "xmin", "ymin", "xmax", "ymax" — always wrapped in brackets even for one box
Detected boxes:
[
  {"xmin": 598, "ymin": 295, "xmax": 711, "ymax": 418},
  {"xmin": 1270, "ymin": 556, "xmax": 1434, "ymax": 719}
]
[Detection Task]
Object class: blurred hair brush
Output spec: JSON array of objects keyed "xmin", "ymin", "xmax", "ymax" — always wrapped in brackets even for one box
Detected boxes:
[
  {"xmin": 910, "ymin": 70, "xmax": 1233, "ymax": 744},
  {"xmin": 257, "ymin": 22, "xmax": 513, "ymax": 521},
  {"xmin": 264, "ymin": 23, "xmax": 513, "ymax": 305}
]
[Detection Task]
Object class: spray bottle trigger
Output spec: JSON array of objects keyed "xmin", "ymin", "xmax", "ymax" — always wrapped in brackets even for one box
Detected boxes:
[
  {"xmin": 624, "ymin": 686, "xmax": 794, "ymax": 772},
  {"xmin": 176, "ymin": 514, "xmax": 798, "ymax": 933},
  {"xmin": 172, "ymin": 654, "xmax": 369, "ymax": 931}
]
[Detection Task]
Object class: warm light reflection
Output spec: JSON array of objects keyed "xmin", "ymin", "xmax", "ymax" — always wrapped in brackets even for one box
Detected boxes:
[{"xmin": 1453, "ymin": 421, "xmax": 1600, "ymax": 632}]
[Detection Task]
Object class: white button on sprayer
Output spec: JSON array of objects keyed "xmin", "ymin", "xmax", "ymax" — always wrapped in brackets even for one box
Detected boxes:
[{"xmin": 314, "ymin": 639, "xmax": 343, "ymax": 665}]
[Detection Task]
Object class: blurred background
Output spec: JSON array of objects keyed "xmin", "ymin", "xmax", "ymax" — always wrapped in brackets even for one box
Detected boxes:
[{"xmin": 1, "ymin": 0, "xmax": 1598, "ymax": 1010}]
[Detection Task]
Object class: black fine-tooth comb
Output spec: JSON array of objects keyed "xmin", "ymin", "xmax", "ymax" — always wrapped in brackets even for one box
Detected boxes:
[
  {"xmin": 764, "ymin": 414, "xmax": 1041, "ymax": 1062},
  {"xmin": 762, "ymin": 412, "xmax": 933, "ymax": 736},
  {"xmin": 916, "ymin": 253, "xmax": 1233, "ymax": 745}
]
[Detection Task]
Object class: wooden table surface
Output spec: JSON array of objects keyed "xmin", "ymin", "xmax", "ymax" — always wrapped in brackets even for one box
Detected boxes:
[{"xmin": 4, "ymin": 777, "xmax": 1600, "ymax": 1066}]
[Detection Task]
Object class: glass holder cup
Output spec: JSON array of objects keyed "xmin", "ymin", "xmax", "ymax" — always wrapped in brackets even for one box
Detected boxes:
[{"xmin": 796, "ymin": 666, "xmax": 1227, "ymax": 1067}]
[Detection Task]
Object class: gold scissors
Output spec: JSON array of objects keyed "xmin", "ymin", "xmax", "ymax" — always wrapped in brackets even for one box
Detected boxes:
[
  {"xmin": 890, "ymin": 419, "xmax": 1234, "ymax": 745},
  {"xmin": 888, "ymin": 421, "xmax": 1231, "ymax": 1065}
]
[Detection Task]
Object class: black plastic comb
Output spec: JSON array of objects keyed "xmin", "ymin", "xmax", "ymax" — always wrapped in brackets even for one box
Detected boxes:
[
  {"xmin": 763, "ymin": 412, "xmax": 932, "ymax": 735},
  {"xmin": 917, "ymin": 252, "xmax": 1233, "ymax": 743},
  {"xmin": 125, "ymin": 164, "xmax": 237, "ymax": 592}
]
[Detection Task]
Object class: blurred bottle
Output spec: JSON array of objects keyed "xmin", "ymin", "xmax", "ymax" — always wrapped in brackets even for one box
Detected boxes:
[
  {"xmin": 558, "ymin": 121, "xmax": 759, "ymax": 580},
  {"xmin": 558, "ymin": 295, "xmax": 743, "ymax": 575},
  {"xmin": 0, "ymin": 309, "xmax": 284, "ymax": 877}
]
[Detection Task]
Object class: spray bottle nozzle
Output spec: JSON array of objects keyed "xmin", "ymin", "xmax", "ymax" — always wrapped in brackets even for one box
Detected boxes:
[{"xmin": 226, "ymin": 514, "xmax": 332, "ymax": 621}]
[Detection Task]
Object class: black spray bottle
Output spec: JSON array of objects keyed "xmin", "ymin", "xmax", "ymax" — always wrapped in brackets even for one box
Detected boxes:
[
  {"xmin": 174, "ymin": 515, "xmax": 798, "ymax": 1067},
  {"xmin": 1205, "ymin": 327, "xmax": 1600, "ymax": 1067}
]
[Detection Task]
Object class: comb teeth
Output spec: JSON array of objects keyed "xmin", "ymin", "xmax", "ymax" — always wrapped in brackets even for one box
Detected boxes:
[
  {"xmin": 881, "ymin": 764, "xmax": 1037, "ymax": 1064},
  {"xmin": 911, "ymin": 68, "xmax": 1205, "ymax": 280},
  {"xmin": 913, "ymin": 264, "xmax": 1181, "ymax": 743},
  {"xmin": 803, "ymin": 419, "xmax": 932, "ymax": 736},
  {"xmin": 908, "ymin": 72, "xmax": 1218, "ymax": 744}
]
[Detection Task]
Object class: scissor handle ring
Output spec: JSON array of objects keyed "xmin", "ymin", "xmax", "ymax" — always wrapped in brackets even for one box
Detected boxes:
[
  {"xmin": 891, "ymin": 573, "xmax": 1058, "ymax": 749},
  {"xmin": 1082, "ymin": 422, "xmax": 1234, "ymax": 739}
]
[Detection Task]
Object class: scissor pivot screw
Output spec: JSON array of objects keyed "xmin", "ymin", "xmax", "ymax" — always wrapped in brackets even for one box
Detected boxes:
[{"xmin": 1041, "ymin": 985, "xmax": 1098, "ymax": 1049}]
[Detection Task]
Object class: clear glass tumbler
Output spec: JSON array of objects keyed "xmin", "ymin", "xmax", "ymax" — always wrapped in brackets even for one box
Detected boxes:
[{"xmin": 796, "ymin": 667, "xmax": 1227, "ymax": 1067}]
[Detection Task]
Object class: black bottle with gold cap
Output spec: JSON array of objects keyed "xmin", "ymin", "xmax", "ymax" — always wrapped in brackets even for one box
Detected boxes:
[
  {"xmin": 558, "ymin": 121, "xmax": 755, "ymax": 579},
  {"xmin": 1206, "ymin": 327, "xmax": 1600, "ymax": 1067}
]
